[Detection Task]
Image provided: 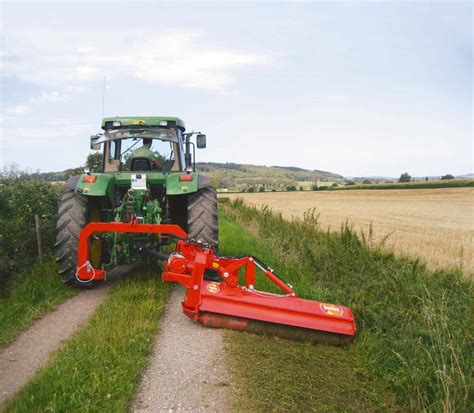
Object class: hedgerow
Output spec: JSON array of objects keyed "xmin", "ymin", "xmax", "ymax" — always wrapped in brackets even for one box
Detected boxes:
[{"xmin": 0, "ymin": 171, "xmax": 62, "ymax": 288}]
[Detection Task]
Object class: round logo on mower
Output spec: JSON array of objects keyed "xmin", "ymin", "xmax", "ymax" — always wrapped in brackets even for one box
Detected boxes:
[
  {"xmin": 320, "ymin": 303, "xmax": 344, "ymax": 317},
  {"xmin": 207, "ymin": 283, "xmax": 220, "ymax": 294}
]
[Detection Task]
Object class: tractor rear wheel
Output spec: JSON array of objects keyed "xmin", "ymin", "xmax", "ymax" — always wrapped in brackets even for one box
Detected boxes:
[
  {"xmin": 187, "ymin": 186, "xmax": 218, "ymax": 249},
  {"xmin": 55, "ymin": 187, "xmax": 93, "ymax": 286}
]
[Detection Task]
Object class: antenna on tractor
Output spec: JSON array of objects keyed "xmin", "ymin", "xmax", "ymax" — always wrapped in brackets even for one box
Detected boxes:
[{"xmin": 101, "ymin": 76, "xmax": 106, "ymax": 118}]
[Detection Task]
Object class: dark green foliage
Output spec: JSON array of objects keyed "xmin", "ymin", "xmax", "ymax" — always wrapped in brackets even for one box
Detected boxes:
[
  {"xmin": 441, "ymin": 174, "xmax": 454, "ymax": 180},
  {"xmin": 362, "ymin": 179, "xmax": 373, "ymax": 184},
  {"xmin": 222, "ymin": 199, "xmax": 472, "ymax": 411},
  {"xmin": 398, "ymin": 172, "xmax": 412, "ymax": 183},
  {"xmin": 85, "ymin": 152, "xmax": 103, "ymax": 173},
  {"xmin": 0, "ymin": 174, "xmax": 61, "ymax": 284}
]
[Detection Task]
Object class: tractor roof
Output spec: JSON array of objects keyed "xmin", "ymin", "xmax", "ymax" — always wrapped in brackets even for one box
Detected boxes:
[{"xmin": 101, "ymin": 116, "xmax": 185, "ymax": 130}]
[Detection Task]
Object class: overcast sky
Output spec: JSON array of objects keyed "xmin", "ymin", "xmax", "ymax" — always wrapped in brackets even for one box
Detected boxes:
[{"xmin": 1, "ymin": 1, "xmax": 472, "ymax": 177}]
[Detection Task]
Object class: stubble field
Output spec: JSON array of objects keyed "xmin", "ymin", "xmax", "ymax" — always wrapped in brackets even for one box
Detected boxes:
[{"xmin": 226, "ymin": 188, "xmax": 474, "ymax": 275}]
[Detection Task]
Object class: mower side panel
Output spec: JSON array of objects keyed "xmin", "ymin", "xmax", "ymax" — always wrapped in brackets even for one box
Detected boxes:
[
  {"xmin": 166, "ymin": 173, "xmax": 199, "ymax": 195},
  {"xmin": 75, "ymin": 174, "xmax": 114, "ymax": 199}
]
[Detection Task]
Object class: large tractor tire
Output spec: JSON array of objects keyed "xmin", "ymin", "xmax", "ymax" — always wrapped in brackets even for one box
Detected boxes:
[
  {"xmin": 55, "ymin": 183, "xmax": 103, "ymax": 286},
  {"xmin": 187, "ymin": 186, "xmax": 218, "ymax": 249}
]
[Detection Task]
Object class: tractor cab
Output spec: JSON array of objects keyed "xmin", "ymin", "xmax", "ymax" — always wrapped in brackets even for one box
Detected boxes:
[{"xmin": 90, "ymin": 116, "xmax": 206, "ymax": 173}]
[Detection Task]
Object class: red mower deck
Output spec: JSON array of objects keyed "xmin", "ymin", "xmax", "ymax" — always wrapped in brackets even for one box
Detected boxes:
[{"xmin": 76, "ymin": 222, "xmax": 356, "ymax": 344}]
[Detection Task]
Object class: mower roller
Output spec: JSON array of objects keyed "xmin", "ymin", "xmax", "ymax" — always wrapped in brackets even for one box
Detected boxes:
[{"xmin": 57, "ymin": 116, "xmax": 356, "ymax": 345}]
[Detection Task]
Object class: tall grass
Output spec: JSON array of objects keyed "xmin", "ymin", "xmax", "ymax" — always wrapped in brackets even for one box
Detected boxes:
[
  {"xmin": 0, "ymin": 261, "xmax": 76, "ymax": 346},
  {"xmin": 222, "ymin": 198, "xmax": 472, "ymax": 411}
]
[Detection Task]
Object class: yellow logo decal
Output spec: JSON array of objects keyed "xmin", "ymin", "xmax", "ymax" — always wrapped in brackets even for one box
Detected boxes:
[
  {"xmin": 320, "ymin": 303, "xmax": 343, "ymax": 317},
  {"xmin": 212, "ymin": 262, "xmax": 219, "ymax": 269},
  {"xmin": 133, "ymin": 120, "xmax": 146, "ymax": 125},
  {"xmin": 207, "ymin": 283, "xmax": 220, "ymax": 294}
]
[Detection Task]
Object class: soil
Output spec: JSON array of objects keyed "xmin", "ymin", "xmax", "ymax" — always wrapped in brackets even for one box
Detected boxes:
[
  {"xmin": 133, "ymin": 285, "xmax": 232, "ymax": 412},
  {"xmin": 0, "ymin": 284, "xmax": 109, "ymax": 405}
]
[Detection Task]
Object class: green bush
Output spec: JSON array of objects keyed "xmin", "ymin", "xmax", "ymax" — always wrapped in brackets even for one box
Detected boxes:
[
  {"xmin": 0, "ymin": 173, "xmax": 61, "ymax": 285},
  {"xmin": 399, "ymin": 172, "xmax": 412, "ymax": 183}
]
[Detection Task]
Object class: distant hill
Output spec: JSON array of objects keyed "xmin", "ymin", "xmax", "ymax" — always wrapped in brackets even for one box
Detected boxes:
[
  {"xmin": 28, "ymin": 161, "xmax": 341, "ymax": 191},
  {"xmin": 195, "ymin": 162, "xmax": 342, "ymax": 191}
]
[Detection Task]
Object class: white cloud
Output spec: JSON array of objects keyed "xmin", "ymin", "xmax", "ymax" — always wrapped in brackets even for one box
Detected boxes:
[
  {"xmin": 29, "ymin": 91, "xmax": 70, "ymax": 104},
  {"xmin": 2, "ymin": 28, "xmax": 273, "ymax": 91},
  {"xmin": 2, "ymin": 91, "xmax": 70, "ymax": 119},
  {"xmin": 4, "ymin": 104, "xmax": 31, "ymax": 115}
]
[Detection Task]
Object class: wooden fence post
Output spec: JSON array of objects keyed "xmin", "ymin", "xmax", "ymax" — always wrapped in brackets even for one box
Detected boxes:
[{"xmin": 35, "ymin": 214, "xmax": 44, "ymax": 263}]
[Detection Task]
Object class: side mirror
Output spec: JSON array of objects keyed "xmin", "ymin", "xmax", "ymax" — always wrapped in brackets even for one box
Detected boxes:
[
  {"xmin": 196, "ymin": 134, "xmax": 207, "ymax": 149},
  {"xmin": 90, "ymin": 135, "xmax": 101, "ymax": 150}
]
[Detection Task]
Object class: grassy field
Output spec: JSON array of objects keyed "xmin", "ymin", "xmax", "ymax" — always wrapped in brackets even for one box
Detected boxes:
[
  {"xmin": 226, "ymin": 188, "xmax": 474, "ymax": 275},
  {"xmin": 220, "ymin": 199, "xmax": 472, "ymax": 411},
  {"xmin": 0, "ymin": 261, "xmax": 76, "ymax": 346},
  {"xmin": 2, "ymin": 268, "xmax": 169, "ymax": 413}
]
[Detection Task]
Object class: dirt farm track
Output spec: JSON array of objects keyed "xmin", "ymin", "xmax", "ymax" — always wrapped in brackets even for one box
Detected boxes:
[{"xmin": 225, "ymin": 188, "xmax": 474, "ymax": 275}]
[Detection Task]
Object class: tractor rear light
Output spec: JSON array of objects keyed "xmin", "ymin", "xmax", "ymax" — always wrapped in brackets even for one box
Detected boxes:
[
  {"xmin": 179, "ymin": 174, "xmax": 193, "ymax": 182},
  {"xmin": 83, "ymin": 175, "xmax": 97, "ymax": 183},
  {"xmin": 159, "ymin": 120, "xmax": 168, "ymax": 126},
  {"xmin": 112, "ymin": 121, "xmax": 121, "ymax": 127}
]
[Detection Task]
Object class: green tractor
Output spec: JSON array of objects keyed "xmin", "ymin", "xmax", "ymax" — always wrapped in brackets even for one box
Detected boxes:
[{"xmin": 55, "ymin": 116, "xmax": 218, "ymax": 286}]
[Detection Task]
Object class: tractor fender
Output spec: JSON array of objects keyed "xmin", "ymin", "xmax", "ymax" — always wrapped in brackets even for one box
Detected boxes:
[
  {"xmin": 75, "ymin": 174, "xmax": 114, "ymax": 200},
  {"xmin": 166, "ymin": 173, "xmax": 198, "ymax": 195},
  {"xmin": 166, "ymin": 174, "xmax": 212, "ymax": 196}
]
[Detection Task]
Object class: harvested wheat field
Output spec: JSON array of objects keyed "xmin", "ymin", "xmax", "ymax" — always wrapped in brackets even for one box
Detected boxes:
[{"xmin": 225, "ymin": 188, "xmax": 474, "ymax": 275}]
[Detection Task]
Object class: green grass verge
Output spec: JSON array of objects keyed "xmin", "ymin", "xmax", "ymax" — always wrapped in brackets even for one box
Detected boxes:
[
  {"xmin": 2, "ymin": 268, "xmax": 169, "ymax": 413},
  {"xmin": 220, "ymin": 214, "xmax": 397, "ymax": 412},
  {"xmin": 220, "ymin": 199, "xmax": 472, "ymax": 412},
  {"xmin": 331, "ymin": 178, "xmax": 474, "ymax": 190},
  {"xmin": 0, "ymin": 261, "xmax": 76, "ymax": 347}
]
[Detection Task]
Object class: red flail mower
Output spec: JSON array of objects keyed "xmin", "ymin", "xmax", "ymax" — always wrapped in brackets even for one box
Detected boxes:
[{"xmin": 76, "ymin": 222, "xmax": 356, "ymax": 345}]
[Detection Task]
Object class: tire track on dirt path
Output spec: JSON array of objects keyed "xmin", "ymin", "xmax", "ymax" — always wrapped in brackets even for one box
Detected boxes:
[
  {"xmin": 133, "ymin": 284, "xmax": 231, "ymax": 412},
  {"xmin": 0, "ymin": 284, "xmax": 109, "ymax": 405}
]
